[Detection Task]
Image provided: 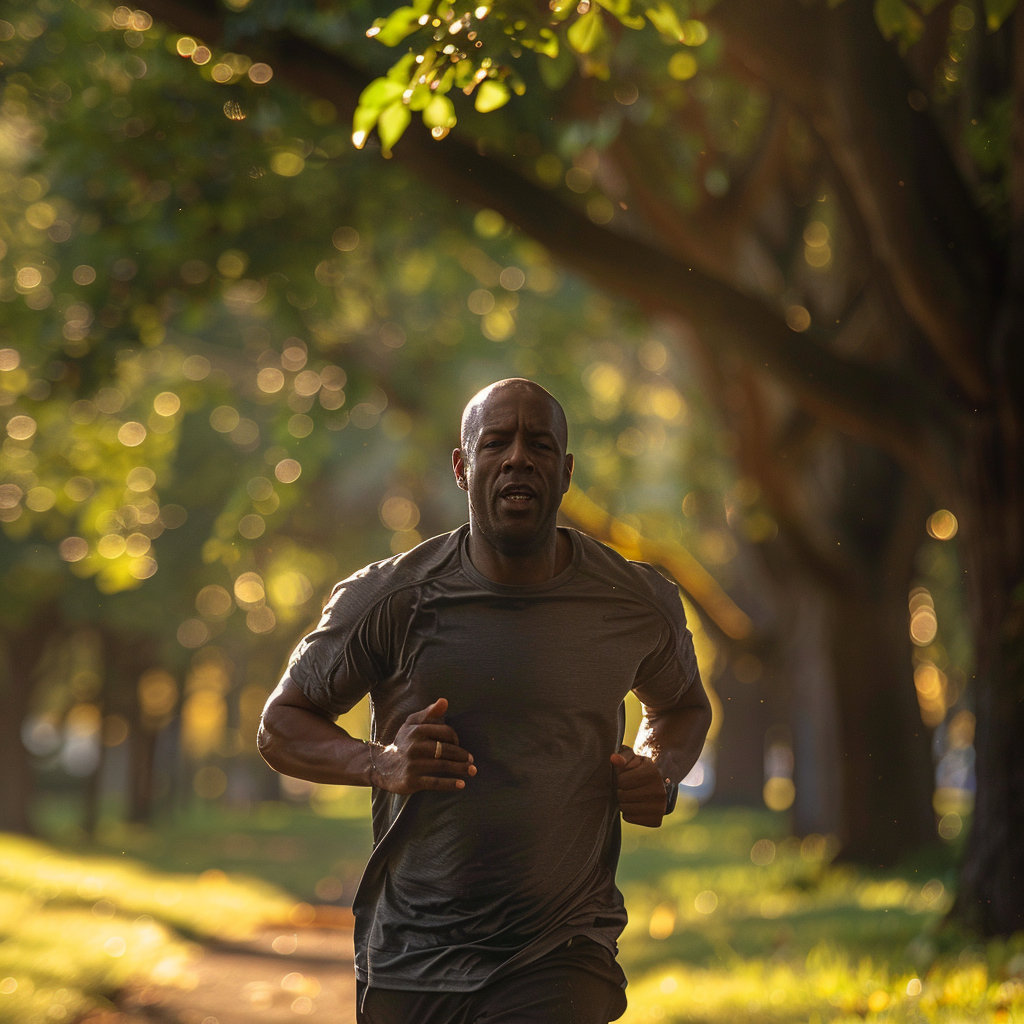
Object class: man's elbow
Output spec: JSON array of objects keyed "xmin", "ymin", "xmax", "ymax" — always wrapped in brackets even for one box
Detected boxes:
[{"xmin": 256, "ymin": 713, "xmax": 285, "ymax": 773}]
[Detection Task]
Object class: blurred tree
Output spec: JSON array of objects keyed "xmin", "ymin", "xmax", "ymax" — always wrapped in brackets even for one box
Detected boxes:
[{"xmin": 121, "ymin": 0, "xmax": 1024, "ymax": 928}]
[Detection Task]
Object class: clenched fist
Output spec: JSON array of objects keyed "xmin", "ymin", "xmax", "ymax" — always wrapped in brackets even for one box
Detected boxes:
[{"xmin": 611, "ymin": 744, "xmax": 668, "ymax": 827}]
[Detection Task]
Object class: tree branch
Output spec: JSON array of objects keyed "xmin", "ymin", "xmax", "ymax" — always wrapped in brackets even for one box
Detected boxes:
[
  {"xmin": 144, "ymin": 0, "xmax": 955, "ymax": 483},
  {"xmin": 560, "ymin": 485, "xmax": 753, "ymax": 640},
  {"xmin": 709, "ymin": 0, "xmax": 997, "ymax": 403}
]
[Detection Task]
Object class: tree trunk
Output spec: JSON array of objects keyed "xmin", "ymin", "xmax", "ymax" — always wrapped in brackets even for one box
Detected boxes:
[
  {"xmin": 830, "ymin": 577, "xmax": 936, "ymax": 862},
  {"xmin": 0, "ymin": 606, "xmax": 60, "ymax": 835},
  {"xmin": 783, "ymin": 582, "xmax": 844, "ymax": 839},
  {"xmin": 955, "ymin": 415, "xmax": 1024, "ymax": 931},
  {"xmin": 105, "ymin": 632, "xmax": 160, "ymax": 825},
  {"xmin": 712, "ymin": 663, "xmax": 773, "ymax": 806},
  {"xmin": 128, "ymin": 724, "xmax": 158, "ymax": 824},
  {"xmin": 0, "ymin": 660, "xmax": 36, "ymax": 835},
  {"xmin": 825, "ymin": 464, "xmax": 936, "ymax": 862}
]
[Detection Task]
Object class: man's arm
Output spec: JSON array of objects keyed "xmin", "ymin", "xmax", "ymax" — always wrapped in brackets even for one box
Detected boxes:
[
  {"xmin": 258, "ymin": 677, "xmax": 477, "ymax": 793},
  {"xmin": 612, "ymin": 675, "xmax": 713, "ymax": 827}
]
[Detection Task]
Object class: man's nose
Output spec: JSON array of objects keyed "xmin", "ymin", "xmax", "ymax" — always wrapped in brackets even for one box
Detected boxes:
[{"xmin": 503, "ymin": 435, "xmax": 534, "ymax": 470}]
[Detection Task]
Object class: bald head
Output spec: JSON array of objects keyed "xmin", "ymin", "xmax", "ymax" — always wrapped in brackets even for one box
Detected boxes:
[{"xmin": 460, "ymin": 379, "xmax": 568, "ymax": 455}]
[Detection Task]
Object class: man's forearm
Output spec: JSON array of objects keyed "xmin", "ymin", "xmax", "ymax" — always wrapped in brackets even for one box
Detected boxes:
[
  {"xmin": 634, "ymin": 703, "xmax": 712, "ymax": 784},
  {"xmin": 258, "ymin": 704, "xmax": 374, "ymax": 786}
]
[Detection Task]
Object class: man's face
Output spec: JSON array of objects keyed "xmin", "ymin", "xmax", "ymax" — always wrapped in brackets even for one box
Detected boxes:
[{"xmin": 454, "ymin": 386, "xmax": 573, "ymax": 556}]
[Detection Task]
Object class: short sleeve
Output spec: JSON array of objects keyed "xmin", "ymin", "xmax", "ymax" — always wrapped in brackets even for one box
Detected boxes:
[
  {"xmin": 284, "ymin": 576, "xmax": 389, "ymax": 717},
  {"xmin": 630, "ymin": 569, "xmax": 700, "ymax": 710}
]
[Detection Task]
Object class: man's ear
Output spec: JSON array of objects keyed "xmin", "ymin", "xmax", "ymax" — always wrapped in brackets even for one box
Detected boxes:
[
  {"xmin": 562, "ymin": 453, "xmax": 574, "ymax": 494},
  {"xmin": 452, "ymin": 447, "xmax": 469, "ymax": 491}
]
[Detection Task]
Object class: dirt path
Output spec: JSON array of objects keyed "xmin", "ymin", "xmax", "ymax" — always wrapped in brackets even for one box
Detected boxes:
[{"xmin": 98, "ymin": 929, "xmax": 357, "ymax": 1024}]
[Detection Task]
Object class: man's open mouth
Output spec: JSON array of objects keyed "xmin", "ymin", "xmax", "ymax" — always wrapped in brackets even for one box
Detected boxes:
[{"xmin": 499, "ymin": 485, "xmax": 537, "ymax": 504}]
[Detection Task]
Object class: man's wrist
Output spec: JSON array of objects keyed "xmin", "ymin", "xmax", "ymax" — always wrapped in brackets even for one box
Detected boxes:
[{"xmin": 364, "ymin": 740, "xmax": 382, "ymax": 787}]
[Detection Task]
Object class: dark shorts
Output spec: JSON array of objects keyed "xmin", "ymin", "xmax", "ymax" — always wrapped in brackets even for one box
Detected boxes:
[{"xmin": 357, "ymin": 938, "xmax": 628, "ymax": 1024}]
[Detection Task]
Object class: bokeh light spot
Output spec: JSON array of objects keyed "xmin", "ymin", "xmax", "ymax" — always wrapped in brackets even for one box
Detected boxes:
[
  {"xmin": 785, "ymin": 305, "xmax": 811, "ymax": 332},
  {"xmin": 118, "ymin": 422, "xmax": 147, "ymax": 447},
  {"xmin": 153, "ymin": 391, "xmax": 181, "ymax": 416},
  {"xmin": 234, "ymin": 572, "xmax": 266, "ymax": 606},
  {"xmin": 763, "ymin": 776, "xmax": 795, "ymax": 811},
  {"xmin": 648, "ymin": 902, "xmax": 676, "ymax": 939},
  {"xmin": 59, "ymin": 537, "xmax": 89, "ymax": 562},
  {"xmin": 127, "ymin": 467, "xmax": 156, "ymax": 492},
  {"xmin": 6, "ymin": 415, "xmax": 36, "ymax": 440},
  {"xmin": 275, "ymin": 459, "xmax": 302, "ymax": 483},
  {"xmin": 927, "ymin": 509, "xmax": 958, "ymax": 540},
  {"xmin": 694, "ymin": 890, "xmax": 718, "ymax": 914}
]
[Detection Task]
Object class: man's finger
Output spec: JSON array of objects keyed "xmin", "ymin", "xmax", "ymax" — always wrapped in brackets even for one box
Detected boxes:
[
  {"xmin": 409, "ymin": 723, "xmax": 464, "ymax": 748},
  {"xmin": 610, "ymin": 752, "xmax": 643, "ymax": 770},
  {"xmin": 413, "ymin": 740, "xmax": 474, "ymax": 763},
  {"xmin": 418, "ymin": 774, "xmax": 467, "ymax": 791},
  {"xmin": 615, "ymin": 765, "xmax": 661, "ymax": 789},
  {"xmin": 618, "ymin": 798, "xmax": 666, "ymax": 813},
  {"xmin": 406, "ymin": 698, "xmax": 449, "ymax": 725},
  {"xmin": 411, "ymin": 754, "xmax": 477, "ymax": 775},
  {"xmin": 618, "ymin": 811, "xmax": 667, "ymax": 827}
]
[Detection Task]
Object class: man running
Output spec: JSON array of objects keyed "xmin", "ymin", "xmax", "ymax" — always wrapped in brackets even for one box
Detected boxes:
[{"xmin": 258, "ymin": 378, "xmax": 712, "ymax": 1024}]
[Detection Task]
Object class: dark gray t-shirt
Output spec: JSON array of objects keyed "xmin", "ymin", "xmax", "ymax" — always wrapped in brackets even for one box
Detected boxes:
[{"xmin": 286, "ymin": 525, "xmax": 699, "ymax": 992}]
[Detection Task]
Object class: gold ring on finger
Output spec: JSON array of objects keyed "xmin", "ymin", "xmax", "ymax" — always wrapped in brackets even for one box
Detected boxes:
[{"xmin": 434, "ymin": 740, "xmax": 443, "ymax": 759}]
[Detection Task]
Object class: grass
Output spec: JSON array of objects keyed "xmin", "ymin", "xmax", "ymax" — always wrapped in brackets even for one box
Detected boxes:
[
  {"xmin": 9, "ymin": 797, "xmax": 1024, "ymax": 1024},
  {"xmin": 0, "ymin": 826, "xmax": 303, "ymax": 1023},
  {"xmin": 615, "ymin": 808, "xmax": 1023, "ymax": 1024}
]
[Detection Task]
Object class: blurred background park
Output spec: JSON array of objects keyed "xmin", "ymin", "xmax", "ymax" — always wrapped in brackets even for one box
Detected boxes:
[{"xmin": 1, "ymin": 0, "xmax": 1023, "ymax": 1019}]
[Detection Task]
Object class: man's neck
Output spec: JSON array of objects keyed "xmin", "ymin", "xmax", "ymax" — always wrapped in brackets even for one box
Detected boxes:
[{"xmin": 466, "ymin": 527, "xmax": 572, "ymax": 586}]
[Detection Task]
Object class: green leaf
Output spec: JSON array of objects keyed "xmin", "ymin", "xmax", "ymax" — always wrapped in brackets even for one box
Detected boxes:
[
  {"xmin": 873, "ymin": 0, "xmax": 923, "ymax": 44},
  {"xmin": 475, "ymin": 79, "xmax": 511, "ymax": 112},
  {"xmin": 358, "ymin": 77, "xmax": 405, "ymax": 110},
  {"xmin": 567, "ymin": 10, "xmax": 608, "ymax": 53},
  {"xmin": 375, "ymin": 6, "xmax": 422, "ymax": 46},
  {"xmin": 534, "ymin": 30, "xmax": 559, "ymax": 58},
  {"xmin": 549, "ymin": 0, "xmax": 577, "ymax": 21},
  {"xmin": 644, "ymin": 3, "xmax": 684, "ymax": 40},
  {"xmin": 595, "ymin": 0, "xmax": 646, "ymax": 27},
  {"xmin": 408, "ymin": 83, "xmax": 432, "ymax": 111},
  {"xmin": 386, "ymin": 53, "xmax": 417, "ymax": 82},
  {"xmin": 377, "ymin": 101, "xmax": 412, "ymax": 153},
  {"xmin": 351, "ymin": 104, "xmax": 379, "ymax": 147},
  {"xmin": 423, "ymin": 94, "xmax": 457, "ymax": 128},
  {"xmin": 984, "ymin": 0, "xmax": 1016, "ymax": 30},
  {"xmin": 538, "ymin": 46, "xmax": 575, "ymax": 89}
]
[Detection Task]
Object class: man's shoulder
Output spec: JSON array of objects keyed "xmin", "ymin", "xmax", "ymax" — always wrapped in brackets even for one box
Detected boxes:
[
  {"xmin": 325, "ymin": 527, "xmax": 465, "ymax": 615},
  {"xmin": 574, "ymin": 530, "xmax": 680, "ymax": 606}
]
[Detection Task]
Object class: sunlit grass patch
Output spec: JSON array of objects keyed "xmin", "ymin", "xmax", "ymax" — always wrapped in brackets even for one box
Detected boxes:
[
  {"xmin": 0, "ymin": 881, "xmax": 191, "ymax": 1024},
  {"xmin": 617, "ymin": 809, "xmax": 1024, "ymax": 1024},
  {"xmin": 620, "ymin": 947, "xmax": 1024, "ymax": 1024},
  {"xmin": 619, "ymin": 810, "xmax": 952, "ymax": 968},
  {"xmin": 0, "ymin": 831, "xmax": 305, "ymax": 1023},
  {"xmin": 0, "ymin": 833, "xmax": 297, "ymax": 941}
]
